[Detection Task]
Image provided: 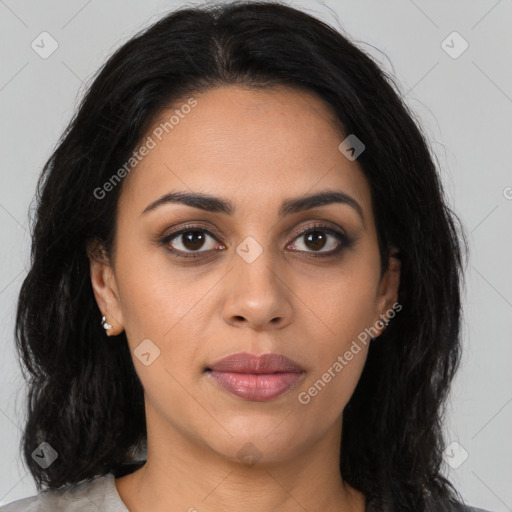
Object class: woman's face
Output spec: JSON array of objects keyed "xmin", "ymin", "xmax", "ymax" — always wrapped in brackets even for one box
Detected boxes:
[{"xmin": 90, "ymin": 85, "xmax": 400, "ymax": 466}]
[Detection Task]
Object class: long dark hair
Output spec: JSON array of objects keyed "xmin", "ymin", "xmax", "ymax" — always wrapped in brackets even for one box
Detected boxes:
[{"xmin": 15, "ymin": 1, "xmax": 469, "ymax": 510}]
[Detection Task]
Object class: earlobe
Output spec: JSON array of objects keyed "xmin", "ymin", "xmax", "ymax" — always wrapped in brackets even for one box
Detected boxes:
[{"xmin": 86, "ymin": 240, "xmax": 124, "ymax": 336}]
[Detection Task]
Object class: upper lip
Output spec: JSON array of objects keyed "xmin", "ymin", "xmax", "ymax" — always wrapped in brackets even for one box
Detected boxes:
[{"xmin": 206, "ymin": 352, "xmax": 304, "ymax": 374}]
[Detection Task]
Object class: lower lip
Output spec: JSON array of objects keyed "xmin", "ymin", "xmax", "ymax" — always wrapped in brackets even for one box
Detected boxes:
[{"xmin": 207, "ymin": 370, "xmax": 304, "ymax": 401}]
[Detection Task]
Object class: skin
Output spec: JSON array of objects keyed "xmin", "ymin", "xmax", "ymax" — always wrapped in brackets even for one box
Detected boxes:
[{"xmin": 88, "ymin": 85, "xmax": 401, "ymax": 512}]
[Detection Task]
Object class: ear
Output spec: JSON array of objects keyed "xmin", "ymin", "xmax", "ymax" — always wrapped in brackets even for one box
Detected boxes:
[
  {"xmin": 86, "ymin": 239, "xmax": 124, "ymax": 336},
  {"xmin": 372, "ymin": 246, "xmax": 401, "ymax": 337}
]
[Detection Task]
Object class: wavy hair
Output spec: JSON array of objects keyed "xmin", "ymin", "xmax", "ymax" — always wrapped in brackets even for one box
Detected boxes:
[{"xmin": 14, "ymin": 1, "xmax": 469, "ymax": 510}]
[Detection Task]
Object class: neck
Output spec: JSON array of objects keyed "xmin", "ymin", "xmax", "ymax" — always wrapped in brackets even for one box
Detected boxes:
[{"xmin": 115, "ymin": 411, "xmax": 365, "ymax": 512}]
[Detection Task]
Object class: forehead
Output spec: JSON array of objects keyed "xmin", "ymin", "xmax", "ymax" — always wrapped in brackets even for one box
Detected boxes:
[{"xmin": 118, "ymin": 85, "xmax": 373, "ymax": 219}]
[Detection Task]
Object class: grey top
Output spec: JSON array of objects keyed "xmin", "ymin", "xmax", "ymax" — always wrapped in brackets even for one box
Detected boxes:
[
  {"xmin": 1, "ymin": 473, "xmax": 128, "ymax": 512},
  {"xmin": 0, "ymin": 472, "xmax": 492, "ymax": 512}
]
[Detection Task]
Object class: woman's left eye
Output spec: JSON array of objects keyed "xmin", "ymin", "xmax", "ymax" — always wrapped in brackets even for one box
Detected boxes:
[
  {"xmin": 287, "ymin": 226, "xmax": 348, "ymax": 256},
  {"xmin": 158, "ymin": 224, "xmax": 351, "ymax": 259}
]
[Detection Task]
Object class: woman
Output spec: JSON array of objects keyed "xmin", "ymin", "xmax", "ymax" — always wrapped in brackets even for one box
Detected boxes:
[{"xmin": 3, "ymin": 1, "xmax": 490, "ymax": 511}]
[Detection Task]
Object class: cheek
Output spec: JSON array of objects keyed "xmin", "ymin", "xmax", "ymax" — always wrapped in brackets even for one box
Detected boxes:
[
  {"xmin": 297, "ymin": 319, "xmax": 369, "ymax": 421},
  {"xmin": 113, "ymin": 238, "xmax": 197, "ymax": 342},
  {"xmin": 304, "ymin": 351, "xmax": 368, "ymax": 431},
  {"xmin": 296, "ymin": 253, "xmax": 379, "ymax": 408},
  {"xmin": 307, "ymin": 258, "xmax": 381, "ymax": 342},
  {"xmin": 112, "ymin": 241, "xmax": 212, "ymax": 394}
]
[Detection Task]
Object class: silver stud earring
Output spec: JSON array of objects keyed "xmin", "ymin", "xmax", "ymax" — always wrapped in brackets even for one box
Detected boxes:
[
  {"xmin": 371, "ymin": 320, "xmax": 390, "ymax": 342},
  {"xmin": 101, "ymin": 315, "xmax": 113, "ymax": 332}
]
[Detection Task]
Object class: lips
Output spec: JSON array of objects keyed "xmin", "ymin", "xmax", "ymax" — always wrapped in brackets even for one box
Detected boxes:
[
  {"xmin": 205, "ymin": 352, "xmax": 305, "ymax": 401},
  {"xmin": 206, "ymin": 352, "xmax": 304, "ymax": 374}
]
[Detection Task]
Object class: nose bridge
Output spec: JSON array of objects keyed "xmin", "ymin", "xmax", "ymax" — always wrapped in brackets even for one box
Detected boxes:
[
  {"xmin": 233, "ymin": 233, "xmax": 281, "ymax": 292},
  {"xmin": 222, "ymin": 232, "xmax": 293, "ymax": 327}
]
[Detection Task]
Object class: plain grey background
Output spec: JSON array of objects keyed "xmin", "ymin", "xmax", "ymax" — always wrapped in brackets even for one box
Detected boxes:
[{"xmin": 0, "ymin": 0, "xmax": 511, "ymax": 510}]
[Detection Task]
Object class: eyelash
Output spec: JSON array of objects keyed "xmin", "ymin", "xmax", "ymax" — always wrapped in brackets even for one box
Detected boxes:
[{"xmin": 157, "ymin": 222, "xmax": 353, "ymax": 260}]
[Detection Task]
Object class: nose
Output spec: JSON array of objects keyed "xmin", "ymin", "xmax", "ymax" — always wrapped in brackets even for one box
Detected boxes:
[{"xmin": 221, "ymin": 239, "xmax": 294, "ymax": 331}]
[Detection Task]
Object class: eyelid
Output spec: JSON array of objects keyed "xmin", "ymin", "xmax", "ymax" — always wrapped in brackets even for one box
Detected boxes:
[{"xmin": 292, "ymin": 221, "xmax": 346, "ymax": 238}]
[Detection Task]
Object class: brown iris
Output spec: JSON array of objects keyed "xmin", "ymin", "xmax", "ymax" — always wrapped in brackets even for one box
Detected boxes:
[
  {"xmin": 181, "ymin": 230, "xmax": 206, "ymax": 251},
  {"xmin": 304, "ymin": 231, "xmax": 327, "ymax": 251}
]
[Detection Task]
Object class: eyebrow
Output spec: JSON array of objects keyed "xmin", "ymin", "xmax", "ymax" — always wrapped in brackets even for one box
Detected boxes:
[{"xmin": 141, "ymin": 190, "xmax": 365, "ymax": 226}]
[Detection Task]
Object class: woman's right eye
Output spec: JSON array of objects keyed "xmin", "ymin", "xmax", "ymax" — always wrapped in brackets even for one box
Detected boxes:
[{"xmin": 158, "ymin": 226, "xmax": 225, "ymax": 258}]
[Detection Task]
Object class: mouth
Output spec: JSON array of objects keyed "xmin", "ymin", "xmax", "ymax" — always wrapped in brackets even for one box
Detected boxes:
[
  {"xmin": 205, "ymin": 351, "xmax": 304, "ymax": 374},
  {"xmin": 204, "ymin": 352, "xmax": 305, "ymax": 401},
  {"xmin": 204, "ymin": 370, "xmax": 305, "ymax": 401}
]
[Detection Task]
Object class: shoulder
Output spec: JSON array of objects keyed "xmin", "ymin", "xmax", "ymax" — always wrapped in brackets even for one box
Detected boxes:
[{"xmin": 0, "ymin": 473, "xmax": 126, "ymax": 512}]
